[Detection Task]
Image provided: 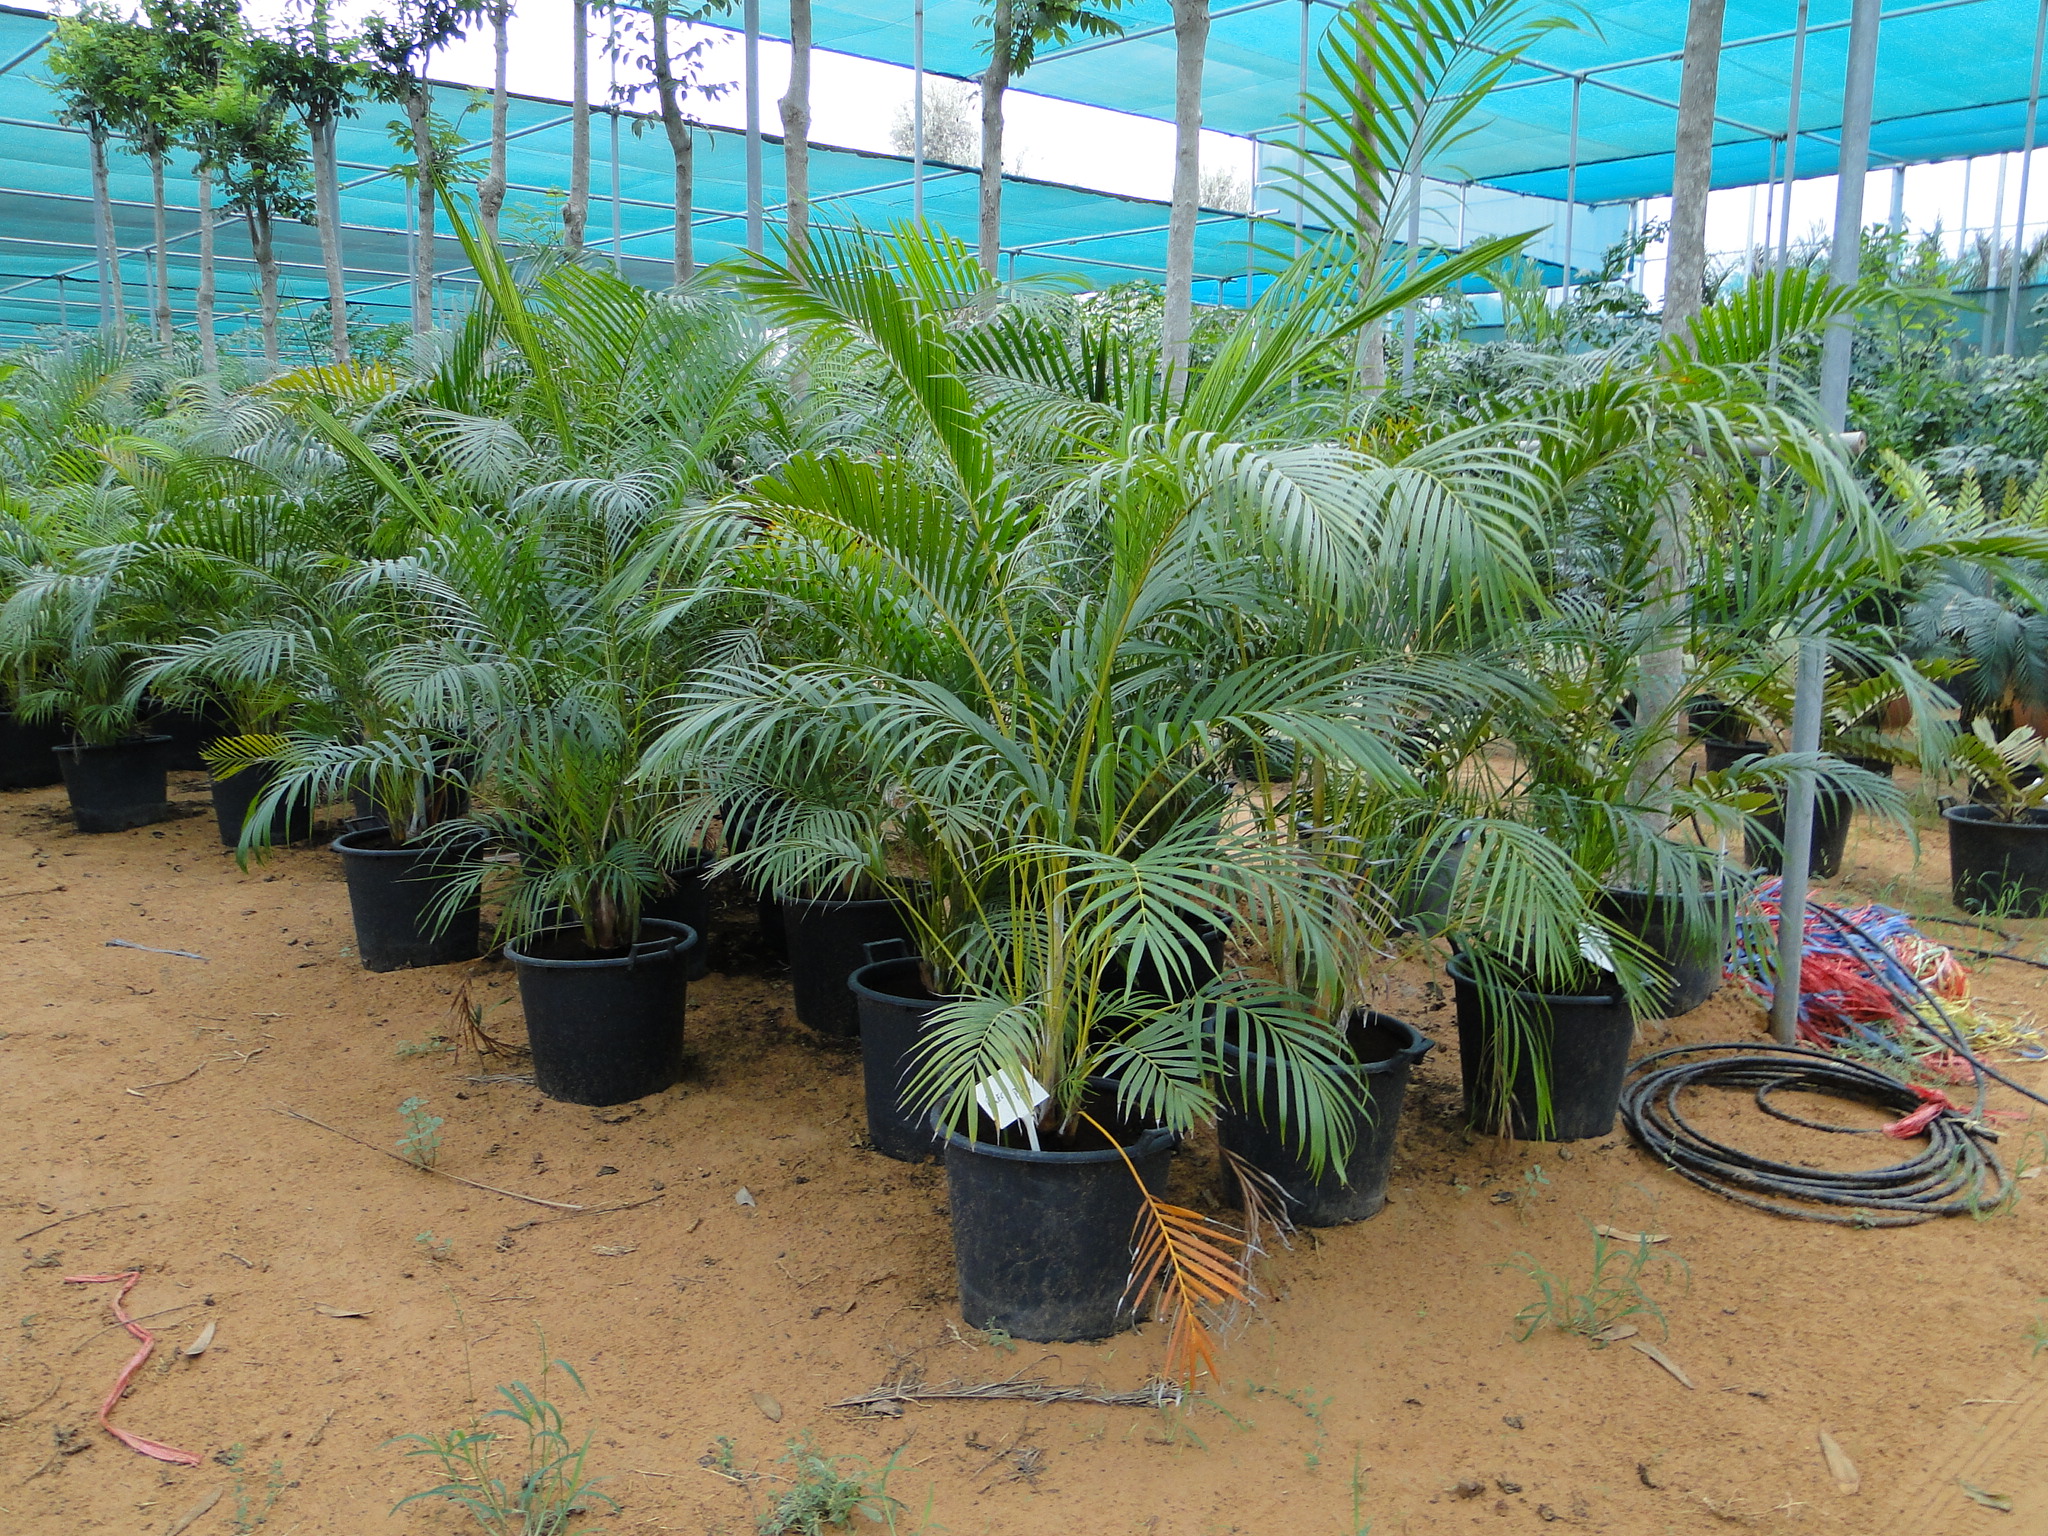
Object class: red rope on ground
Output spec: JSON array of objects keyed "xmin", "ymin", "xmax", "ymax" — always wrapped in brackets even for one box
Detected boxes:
[{"xmin": 62, "ymin": 1270, "xmax": 202, "ymax": 1465}]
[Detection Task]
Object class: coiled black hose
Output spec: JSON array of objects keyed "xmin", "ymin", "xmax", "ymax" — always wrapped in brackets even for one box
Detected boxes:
[{"xmin": 1619, "ymin": 1042, "xmax": 2009, "ymax": 1226}]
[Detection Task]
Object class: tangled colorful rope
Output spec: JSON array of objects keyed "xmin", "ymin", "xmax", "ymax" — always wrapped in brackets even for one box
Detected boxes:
[{"xmin": 1728, "ymin": 878, "xmax": 1987, "ymax": 1060}]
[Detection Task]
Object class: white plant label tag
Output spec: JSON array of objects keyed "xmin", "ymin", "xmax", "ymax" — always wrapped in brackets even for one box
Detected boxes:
[
  {"xmin": 974, "ymin": 1069, "xmax": 1050, "ymax": 1131},
  {"xmin": 1577, "ymin": 923, "xmax": 1617, "ymax": 974}
]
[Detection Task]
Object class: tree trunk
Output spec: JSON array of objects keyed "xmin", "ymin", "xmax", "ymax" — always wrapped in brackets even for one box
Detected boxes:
[
  {"xmin": 1662, "ymin": 0, "xmax": 1727, "ymax": 338},
  {"xmin": 406, "ymin": 86, "xmax": 437, "ymax": 333},
  {"xmin": 650, "ymin": 0, "xmax": 694, "ymax": 283},
  {"xmin": 87, "ymin": 124, "xmax": 121, "ymax": 328},
  {"xmin": 310, "ymin": 113, "xmax": 350, "ymax": 364},
  {"xmin": 195, "ymin": 167, "xmax": 216, "ymax": 372},
  {"xmin": 1349, "ymin": 20, "xmax": 1384, "ymax": 391},
  {"xmin": 566, "ymin": 0, "xmax": 590, "ymax": 253},
  {"xmin": 148, "ymin": 150, "xmax": 172, "ymax": 343},
  {"xmin": 479, "ymin": 0, "xmax": 511, "ymax": 247},
  {"xmin": 978, "ymin": 0, "xmax": 1012, "ymax": 278},
  {"xmin": 1162, "ymin": 0, "xmax": 1208, "ymax": 397},
  {"xmin": 779, "ymin": 0, "xmax": 812, "ymax": 253},
  {"xmin": 248, "ymin": 205, "xmax": 279, "ymax": 366},
  {"xmin": 1633, "ymin": 0, "xmax": 1728, "ymax": 826}
]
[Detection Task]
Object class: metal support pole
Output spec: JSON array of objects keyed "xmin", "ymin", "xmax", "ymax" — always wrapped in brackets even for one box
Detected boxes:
[
  {"xmin": 744, "ymin": 0, "xmax": 763, "ymax": 254},
  {"xmin": 1987, "ymin": 152, "xmax": 2009, "ymax": 351},
  {"xmin": 1562, "ymin": 74, "xmax": 1580, "ymax": 301},
  {"xmin": 1760, "ymin": 138, "xmax": 1779, "ymax": 258},
  {"xmin": 2004, "ymin": 0, "xmax": 2047, "ymax": 356},
  {"xmin": 1776, "ymin": 0, "xmax": 1810, "ymax": 273},
  {"xmin": 912, "ymin": 0, "xmax": 925, "ymax": 222},
  {"xmin": 1960, "ymin": 155, "xmax": 1973, "ymax": 262},
  {"xmin": 1294, "ymin": 0, "xmax": 1308, "ymax": 258},
  {"xmin": 611, "ymin": 108, "xmax": 623, "ymax": 273},
  {"xmin": 1774, "ymin": 0, "xmax": 1881, "ymax": 1046},
  {"xmin": 1888, "ymin": 164, "xmax": 1905, "ymax": 232},
  {"xmin": 1401, "ymin": 176, "xmax": 1421, "ymax": 381}
]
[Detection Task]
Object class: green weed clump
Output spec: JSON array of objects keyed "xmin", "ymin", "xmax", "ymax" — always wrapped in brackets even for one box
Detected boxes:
[
  {"xmin": 756, "ymin": 1435, "xmax": 902, "ymax": 1536},
  {"xmin": 396, "ymin": 1096, "xmax": 444, "ymax": 1168},
  {"xmin": 1503, "ymin": 1231, "xmax": 1689, "ymax": 1343},
  {"xmin": 391, "ymin": 1355, "xmax": 614, "ymax": 1536}
]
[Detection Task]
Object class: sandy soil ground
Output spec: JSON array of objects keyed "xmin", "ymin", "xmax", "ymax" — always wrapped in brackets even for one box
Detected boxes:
[{"xmin": 4, "ymin": 770, "xmax": 2048, "ymax": 1536}]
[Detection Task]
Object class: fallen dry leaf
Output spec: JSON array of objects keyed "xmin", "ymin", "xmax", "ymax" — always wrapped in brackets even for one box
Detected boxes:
[
  {"xmin": 181, "ymin": 1320, "xmax": 216, "ymax": 1357},
  {"xmin": 163, "ymin": 1488, "xmax": 224, "ymax": 1536},
  {"xmin": 753, "ymin": 1391, "xmax": 783, "ymax": 1423},
  {"xmin": 1592, "ymin": 1322, "xmax": 1640, "ymax": 1344},
  {"xmin": 591, "ymin": 1244, "xmax": 637, "ymax": 1257},
  {"xmin": 1593, "ymin": 1225, "xmax": 1668, "ymax": 1245},
  {"xmin": 1628, "ymin": 1339, "xmax": 1694, "ymax": 1388},
  {"xmin": 312, "ymin": 1303, "xmax": 369, "ymax": 1319},
  {"xmin": 1959, "ymin": 1480, "xmax": 2012, "ymax": 1512},
  {"xmin": 1818, "ymin": 1429, "xmax": 1860, "ymax": 1495},
  {"xmin": 735, "ymin": 1187, "xmax": 756, "ymax": 1208}
]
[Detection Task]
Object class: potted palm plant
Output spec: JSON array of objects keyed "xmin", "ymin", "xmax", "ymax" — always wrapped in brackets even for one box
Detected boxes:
[{"xmin": 1944, "ymin": 721, "xmax": 2048, "ymax": 915}]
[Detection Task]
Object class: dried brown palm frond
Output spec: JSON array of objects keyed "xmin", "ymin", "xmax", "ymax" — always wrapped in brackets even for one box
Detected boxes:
[
  {"xmin": 448, "ymin": 977, "xmax": 529, "ymax": 1066},
  {"xmin": 1084, "ymin": 1113, "xmax": 1267, "ymax": 1387}
]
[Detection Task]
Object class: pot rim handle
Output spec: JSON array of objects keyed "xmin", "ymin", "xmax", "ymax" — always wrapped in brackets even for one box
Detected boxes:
[{"xmin": 863, "ymin": 937, "xmax": 911, "ymax": 965}]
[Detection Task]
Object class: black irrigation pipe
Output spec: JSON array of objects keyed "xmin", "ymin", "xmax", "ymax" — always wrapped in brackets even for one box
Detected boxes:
[
  {"xmin": 1619, "ymin": 1042, "xmax": 2008, "ymax": 1226},
  {"xmin": 1618, "ymin": 894, "xmax": 2048, "ymax": 1224}
]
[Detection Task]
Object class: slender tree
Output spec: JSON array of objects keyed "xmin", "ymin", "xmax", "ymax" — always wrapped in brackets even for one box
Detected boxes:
[
  {"xmin": 778, "ymin": 0, "xmax": 811, "ymax": 251},
  {"xmin": 190, "ymin": 61, "xmax": 316, "ymax": 364},
  {"xmin": 1161, "ymin": 0, "xmax": 1207, "ymax": 392},
  {"xmin": 152, "ymin": 0, "xmax": 241, "ymax": 367},
  {"xmin": 45, "ymin": 10, "xmax": 133, "ymax": 328},
  {"xmin": 566, "ymin": 0, "xmax": 590, "ymax": 251},
  {"xmin": 253, "ymin": 2, "xmax": 364, "ymax": 364},
  {"xmin": 361, "ymin": 0, "xmax": 477, "ymax": 333},
  {"xmin": 611, "ymin": 0, "xmax": 729, "ymax": 284},
  {"xmin": 477, "ymin": 0, "xmax": 512, "ymax": 246},
  {"xmin": 976, "ymin": 0, "xmax": 1128, "ymax": 278}
]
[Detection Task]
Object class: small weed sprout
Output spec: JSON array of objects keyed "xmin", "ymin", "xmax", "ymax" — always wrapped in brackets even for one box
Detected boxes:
[
  {"xmin": 395, "ymin": 1034, "xmax": 455, "ymax": 1058},
  {"xmin": 229, "ymin": 1447, "xmax": 287, "ymax": 1534},
  {"xmin": 2026, "ymin": 1300, "xmax": 2048, "ymax": 1359},
  {"xmin": 397, "ymin": 1096, "xmax": 444, "ymax": 1169},
  {"xmin": 1503, "ymin": 1232, "xmax": 1689, "ymax": 1344},
  {"xmin": 1517, "ymin": 1164, "xmax": 1552, "ymax": 1220},
  {"xmin": 391, "ymin": 1348, "xmax": 614, "ymax": 1536},
  {"xmin": 416, "ymin": 1230, "xmax": 454, "ymax": 1263},
  {"xmin": 756, "ymin": 1436, "xmax": 902, "ymax": 1536}
]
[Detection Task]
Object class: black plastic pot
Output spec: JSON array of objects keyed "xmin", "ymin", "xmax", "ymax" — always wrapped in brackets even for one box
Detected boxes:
[
  {"xmin": 1102, "ymin": 922, "xmax": 1228, "ymax": 1003},
  {"xmin": 54, "ymin": 737, "xmax": 172, "ymax": 833},
  {"xmin": 1945, "ymin": 804, "xmax": 2048, "ymax": 917},
  {"xmin": 848, "ymin": 942, "xmax": 949, "ymax": 1161},
  {"xmin": 944, "ymin": 1088, "xmax": 1175, "ymax": 1342},
  {"xmin": 333, "ymin": 827, "xmax": 483, "ymax": 972},
  {"xmin": 147, "ymin": 701, "xmax": 229, "ymax": 772},
  {"xmin": 645, "ymin": 857, "xmax": 713, "ymax": 980},
  {"xmin": 1394, "ymin": 830, "xmax": 1469, "ymax": 936},
  {"xmin": 1703, "ymin": 739, "xmax": 1852, "ymax": 878},
  {"xmin": 507, "ymin": 918, "xmax": 698, "ymax": 1107},
  {"xmin": 1687, "ymin": 697, "xmax": 1746, "ymax": 743},
  {"xmin": 780, "ymin": 894, "xmax": 910, "ymax": 1039},
  {"xmin": 1596, "ymin": 882, "xmax": 1735, "ymax": 1019},
  {"xmin": 1216, "ymin": 1010, "xmax": 1433, "ymax": 1226},
  {"xmin": 210, "ymin": 763, "xmax": 315, "ymax": 848},
  {"xmin": 1447, "ymin": 952, "xmax": 1636, "ymax": 1141},
  {"xmin": 0, "ymin": 711, "xmax": 64, "ymax": 789}
]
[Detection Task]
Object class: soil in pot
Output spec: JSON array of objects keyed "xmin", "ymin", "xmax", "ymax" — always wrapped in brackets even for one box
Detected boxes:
[
  {"xmin": 780, "ymin": 894, "xmax": 910, "ymax": 1039},
  {"xmin": 332, "ymin": 827, "xmax": 482, "ymax": 973},
  {"xmin": 54, "ymin": 737, "xmax": 172, "ymax": 833},
  {"xmin": 1945, "ymin": 804, "xmax": 2048, "ymax": 917},
  {"xmin": 210, "ymin": 763, "xmax": 315, "ymax": 848},
  {"xmin": 1596, "ymin": 881, "xmax": 1735, "ymax": 1018},
  {"xmin": 0, "ymin": 711, "xmax": 64, "ymax": 789},
  {"xmin": 1216, "ymin": 1010, "xmax": 1433, "ymax": 1226},
  {"xmin": 848, "ymin": 946, "xmax": 949, "ymax": 1161},
  {"xmin": 1702, "ymin": 740, "xmax": 1853, "ymax": 879},
  {"xmin": 1447, "ymin": 952, "xmax": 1636, "ymax": 1141},
  {"xmin": 943, "ymin": 1084, "xmax": 1174, "ymax": 1342},
  {"xmin": 507, "ymin": 918, "xmax": 698, "ymax": 1106}
]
